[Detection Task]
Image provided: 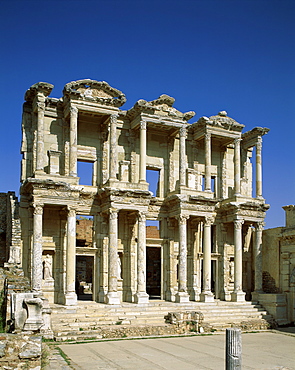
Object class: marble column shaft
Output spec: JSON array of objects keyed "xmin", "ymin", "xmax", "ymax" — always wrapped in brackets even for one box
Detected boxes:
[
  {"xmin": 66, "ymin": 209, "xmax": 76, "ymax": 294},
  {"xmin": 179, "ymin": 126, "xmax": 187, "ymax": 186},
  {"xmin": 205, "ymin": 133, "xmax": 211, "ymax": 191},
  {"xmin": 202, "ymin": 217, "xmax": 213, "ymax": 292},
  {"xmin": 137, "ymin": 212, "xmax": 147, "ymax": 293},
  {"xmin": 254, "ymin": 222, "xmax": 264, "ymax": 292},
  {"xmin": 139, "ymin": 120, "xmax": 147, "ymax": 183},
  {"xmin": 178, "ymin": 215, "xmax": 188, "ymax": 292},
  {"xmin": 233, "ymin": 220, "xmax": 244, "ymax": 292},
  {"xmin": 234, "ymin": 138, "xmax": 241, "ymax": 195},
  {"xmin": 32, "ymin": 205, "xmax": 43, "ymax": 292},
  {"xmin": 109, "ymin": 114, "xmax": 118, "ymax": 180},
  {"xmin": 108, "ymin": 209, "xmax": 118, "ymax": 292},
  {"xmin": 69, "ymin": 106, "xmax": 78, "ymax": 177},
  {"xmin": 36, "ymin": 101, "xmax": 45, "ymax": 172},
  {"xmin": 256, "ymin": 137, "xmax": 263, "ymax": 198}
]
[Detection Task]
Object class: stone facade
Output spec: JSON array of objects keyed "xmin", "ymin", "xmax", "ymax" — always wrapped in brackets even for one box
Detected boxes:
[
  {"xmin": 260, "ymin": 205, "xmax": 295, "ymax": 324},
  {"xmin": 16, "ymin": 79, "xmax": 271, "ymax": 308}
]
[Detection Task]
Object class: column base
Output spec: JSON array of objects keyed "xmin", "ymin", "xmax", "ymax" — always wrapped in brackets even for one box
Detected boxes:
[
  {"xmin": 64, "ymin": 292, "xmax": 77, "ymax": 306},
  {"xmin": 200, "ymin": 291, "xmax": 214, "ymax": 302},
  {"xmin": 134, "ymin": 292, "xmax": 149, "ymax": 304},
  {"xmin": 105, "ymin": 291, "xmax": 120, "ymax": 305},
  {"xmin": 231, "ymin": 291, "xmax": 246, "ymax": 302},
  {"xmin": 175, "ymin": 291, "xmax": 190, "ymax": 303}
]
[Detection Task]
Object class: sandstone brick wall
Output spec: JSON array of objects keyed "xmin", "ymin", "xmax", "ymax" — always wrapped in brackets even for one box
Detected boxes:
[
  {"xmin": 146, "ymin": 226, "xmax": 160, "ymax": 239},
  {"xmin": 76, "ymin": 218, "xmax": 93, "ymax": 247}
]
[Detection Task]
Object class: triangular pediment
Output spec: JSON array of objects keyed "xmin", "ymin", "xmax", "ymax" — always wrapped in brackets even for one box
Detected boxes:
[{"xmin": 63, "ymin": 79, "xmax": 126, "ymax": 107}]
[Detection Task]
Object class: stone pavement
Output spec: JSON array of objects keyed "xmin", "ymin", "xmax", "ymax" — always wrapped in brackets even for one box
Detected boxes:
[{"xmin": 46, "ymin": 329, "xmax": 295, "ymax": 370}]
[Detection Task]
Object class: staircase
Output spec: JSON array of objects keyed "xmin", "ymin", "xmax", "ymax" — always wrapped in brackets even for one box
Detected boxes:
[{"xmin": 51, "ymin": 300, "xmax": 274, "ymax": 342}]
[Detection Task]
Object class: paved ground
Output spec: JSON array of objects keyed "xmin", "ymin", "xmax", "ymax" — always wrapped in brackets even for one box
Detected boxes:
[{"xmin": 46, "ymin": 329, "xmax": 295, "ymax": 370}]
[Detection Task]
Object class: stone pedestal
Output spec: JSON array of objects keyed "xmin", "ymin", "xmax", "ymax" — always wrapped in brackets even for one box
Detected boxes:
[
  {"xmin": 175, "ymin": 291, "xmax": 190, "ymax": 303},
  {"xmin": 134, "ymin": 292, "xmax": 149, "ymax": 304},
  {"xmin": 200, "ymin": 291, "xmax": 215, "ymax": 302},
  {"xmin": 105, "ymin": 291, "xmax": 120, "ymax": 305},
  {"xmin": 231, "ymin": 291, "xmax": 246, "ymax": 302},
  {"xmin": 23, "ymin": 297, "xmax": 43, "ymax": 331},
  {"xmin": 64, "ymin": 292, "xmax": 77, "ymax": 306}
]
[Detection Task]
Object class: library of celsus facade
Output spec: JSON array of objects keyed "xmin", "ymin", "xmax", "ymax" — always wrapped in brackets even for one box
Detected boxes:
[{"xmin": 19, "ymin": 79, "xmax": 270, "ymax": 306}]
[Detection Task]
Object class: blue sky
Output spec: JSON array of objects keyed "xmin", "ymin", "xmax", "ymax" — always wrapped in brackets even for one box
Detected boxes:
[{"xmin": 0, "ymin": 0, "xmax": 294, "ymax": 228}]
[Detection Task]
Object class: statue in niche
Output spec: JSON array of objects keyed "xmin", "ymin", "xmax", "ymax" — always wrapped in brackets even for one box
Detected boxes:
[
  {"xmin": 229, "ymin": 260, "xmax": 234, "ymax": 282},
  {"xmin": 117, "ymin": 254, "xmax": 122, "ymax": 279},
  {"xmin": 43, "ymin": 254, "xmax": 52, "ymax": 280}
]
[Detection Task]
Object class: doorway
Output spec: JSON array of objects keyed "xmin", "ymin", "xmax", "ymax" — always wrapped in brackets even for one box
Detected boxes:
[
  {"xmin": 146, "ymin": 247, "xmax": 161, "ymax": 298},
  {"xmin": 76, "ymin": 255, "xmax": 94, "ymax": 301}
]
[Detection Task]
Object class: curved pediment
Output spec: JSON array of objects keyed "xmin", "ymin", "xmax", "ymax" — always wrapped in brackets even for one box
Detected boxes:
[{"xmin": 63, "ymin": 79, "xmax": 126, "ymax": 107}]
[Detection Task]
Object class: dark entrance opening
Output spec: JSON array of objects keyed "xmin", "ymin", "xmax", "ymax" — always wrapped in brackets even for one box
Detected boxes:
[
  {"xmin": 146, "ymin": 247, "xmax": 161, "ymax": 298},
  {"xmin": 76, "ymin": 255, "xmax": 94, "ymax": 301}
]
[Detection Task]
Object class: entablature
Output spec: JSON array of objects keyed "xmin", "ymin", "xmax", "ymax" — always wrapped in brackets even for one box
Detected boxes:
[{"xmin": 242, "ymin": 127, "xmax": 270, "ymax": 149}]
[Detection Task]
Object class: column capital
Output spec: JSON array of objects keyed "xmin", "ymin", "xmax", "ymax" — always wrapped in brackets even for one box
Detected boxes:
[
  {"xmin": 234, "ymin": 137, "xmax": 242, "ymax": 145},
  {"xmin": 110, "ymin": 114, "xmax": 118, "ymax": 124},
  {"xmin": 256, "ymin": 137, "xmax": 262, "ymax": 151},
  {"xmin": 204, "ymin": 216, "xmax": 214, "ymax": 226},
  {"xmin": 138, "ymin": 211, "xmax": 147, "ymax": 222},
  {"xmin": 36, "ymin": 101, "xmax": 45, "ymax": 112},
  {"xmin": 255, "ymin": 221, "xmax": 265, "ymax": 231},
  {"xmin": 32, "ymin": 204, "xmax": 43, "ymax": 215},
  {"xmin": 234, "ymin": 219, "xmax": 244, "ymax": 229},
  {"xmin": 70, "ymin": 105, "xmax": 78, "ymax": 116},
  {"xmin": 176, "ymin": 214, "xmax": 189, "ymax": 225},
  {"xmin": 109, "ymin": 208, "xmax": 118, "ymax": 220},
  {"xmin": 140, "ymin": 120, "xmax": 147, "ymax": 130},
  {"xmin": 179, "ymin": 125, "xmax": 187, "ymax": 138},
  {"xmin": 205, "ymin": 132, "xmax": 211, "ymax": 141}
]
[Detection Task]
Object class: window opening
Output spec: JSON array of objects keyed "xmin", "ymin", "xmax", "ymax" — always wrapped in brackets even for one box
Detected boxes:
[
  {"xmin": 77, "ymin": 160, "xmax": 93, "ymax": 185},
  {"xmin": 202, "ymin": 175, "xmax": 205, "ymax": 191},
  {"xmin": 211, "ymin": 176, "xmax": 216, "ymax": 195},
  {"xmin": 146, "ymin": 169, "xmax": 160, "ymax": 197}
]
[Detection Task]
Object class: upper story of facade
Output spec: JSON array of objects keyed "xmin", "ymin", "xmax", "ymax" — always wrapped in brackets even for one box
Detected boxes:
[{"xmin": 20, "ymin": 79, "xmax": 269, "ymax": 205}]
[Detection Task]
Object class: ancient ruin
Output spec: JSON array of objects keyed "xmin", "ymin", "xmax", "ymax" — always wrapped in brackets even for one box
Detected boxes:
[
  {"xmin": 17, "ymin": 79, "xmax": 270, "ymax": 306},
  {"xmin": 0, "ymin": 79, "xmax": 294, "ymax": 344}
]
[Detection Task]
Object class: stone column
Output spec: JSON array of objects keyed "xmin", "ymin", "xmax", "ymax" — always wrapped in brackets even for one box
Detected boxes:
[
  {"xmin": 69, "ymin": 106, "xmax": 78, "ymax": 177},
  {"xmin": 139, "ymin": 120, "xmax": 147, "ymax": 183},
  {"xmin": 234, "ymin": 138, "xmax": 241, "ymax": 196},
  {"xmin": 226, "ymin": 328, "xmax": 242, "ymax": 369},
  {"xmin": 253, "ymin": 222, "xmax": 264, "ymax": 294},
  {"xmin": 204, "ymin": 133, "xmax": 211, "ymax": 191},
  {"xmin": 231, "ymin": 219, "xmax": 246, "ymax": 302},
  {"xmin": 109, "ymin": 114, "xmax": 118, "ymax": 180},
  {"xmin": 200, "ymin": 216, "xmax": 214, "ymax": 302},
  {"xmin": 36, "ymin": 101, "xmax": 45, "ymax": 173},
  {"xmin": 179, "ymin": 126, "xmax": 187, "ymax": 187},
  {"xmin": 106, "ymin": 208, "xmax": 120, "ymax": 304},
  {"xmin": 256, "ymin": 137, "xmax": 263, "ymax": 198},
  {"xmin": 65, "ymin": 208, "xmax": 77, "ymax": 305},
  {"xmin": 134, "ymin": 212, "xmax": 149, "ymax": 303},
  {"xmin": 175, "ymin": 215, "xmax": 190, "ymax": 303},
  {"xmin": 32, "ymin": 204, "xmax": 43, "ymax": 293}
]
